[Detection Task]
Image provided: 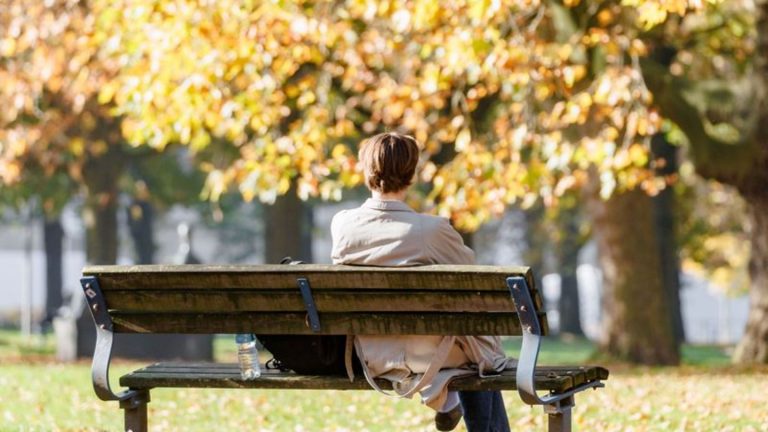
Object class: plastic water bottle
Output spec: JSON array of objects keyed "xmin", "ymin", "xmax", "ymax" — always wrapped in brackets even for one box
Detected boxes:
[{"xmin": 235, "ymin": 334, "xmax": 261, "ymax": 379}]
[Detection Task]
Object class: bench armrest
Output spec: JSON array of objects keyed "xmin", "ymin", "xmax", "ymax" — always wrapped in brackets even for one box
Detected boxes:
[
  {"xmin": 506, "ymin": 277, "xmax": 604, "ymax": 406},
  {"xmin": 82, "ymin": 276, "xmax": 140, "ymax": 402}
]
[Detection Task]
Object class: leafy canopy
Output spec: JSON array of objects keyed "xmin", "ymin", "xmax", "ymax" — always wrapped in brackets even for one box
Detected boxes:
[{"xmin": 4, "ymin": 0, "xmax": 721, "ymax": 229}]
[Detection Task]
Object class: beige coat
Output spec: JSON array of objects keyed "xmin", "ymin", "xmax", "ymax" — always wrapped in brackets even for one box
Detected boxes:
[{"xmin": 331, "ymin": 198, "xmax": 513, "ymax": 410}]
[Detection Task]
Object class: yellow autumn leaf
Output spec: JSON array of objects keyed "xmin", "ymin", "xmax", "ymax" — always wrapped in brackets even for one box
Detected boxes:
[
  {"xmin": 277, "ymin": 176, "xmax": 291, "ymax": 194},
  {"xmin": 69, "ymin": 138, "xmax": 85, "ymax": 157},
  {"xmin": 455, "ymin": 128, "xmax": 471, "ymax": 152},
  {"xmin": 330, "ymin": 143, "xmax": 346, "ymax": 159},
  {"xmin": 629, "ymin": 144, "xmax": 649, "ymax": 167}
]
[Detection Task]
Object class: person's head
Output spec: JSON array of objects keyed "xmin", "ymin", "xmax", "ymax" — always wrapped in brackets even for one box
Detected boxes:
[{"xmin": 358, "ymin": 132, "xmax": 420, "ymax": 194}]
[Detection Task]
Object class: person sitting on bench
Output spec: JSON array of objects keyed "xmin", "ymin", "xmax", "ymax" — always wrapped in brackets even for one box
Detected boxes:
[{"xmin": 331, "ymin": 132, "xmax": 514, "ymax": 432}]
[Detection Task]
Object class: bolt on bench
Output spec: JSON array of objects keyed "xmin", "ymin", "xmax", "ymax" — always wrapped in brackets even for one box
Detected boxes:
[{"xmin": 80, "ymin": 264, "xmax": 608, "ymax": 431}]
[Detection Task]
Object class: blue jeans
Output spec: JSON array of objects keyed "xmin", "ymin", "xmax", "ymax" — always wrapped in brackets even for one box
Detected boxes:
[{"xmin": 459, "ymin": 391, "xmax": 510, "ymax": 432}]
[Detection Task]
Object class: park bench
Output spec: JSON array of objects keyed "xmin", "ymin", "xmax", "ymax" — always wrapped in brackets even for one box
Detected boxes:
[{"xmin": 80, "ymin": 264, "xmax": 608, "ymax": 432}]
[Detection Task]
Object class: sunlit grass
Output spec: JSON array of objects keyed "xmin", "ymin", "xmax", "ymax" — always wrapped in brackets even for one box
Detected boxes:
[{"xmin": 1, "ymin": 329, "xmax": 765, "ymax": 431}]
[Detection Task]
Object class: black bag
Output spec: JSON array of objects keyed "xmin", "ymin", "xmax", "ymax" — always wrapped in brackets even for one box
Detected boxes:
[
  {"xmin": 258, "ymin": 334, "xmax": 348, "ymax": 376},
  {"xmin": 256, "ymin": 257, "xmax": 350, "ymax": 376}
]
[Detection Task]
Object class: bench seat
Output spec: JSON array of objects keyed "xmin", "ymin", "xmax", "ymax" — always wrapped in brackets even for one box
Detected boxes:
[{"xmin": 121, "ymin": 363, "xmax": 609, "ymax": 393}]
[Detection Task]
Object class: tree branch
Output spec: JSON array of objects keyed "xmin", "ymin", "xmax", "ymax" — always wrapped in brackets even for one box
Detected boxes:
[{"xmin": 640, "ymin": 57, "xmax": 758, "ymax": 187}]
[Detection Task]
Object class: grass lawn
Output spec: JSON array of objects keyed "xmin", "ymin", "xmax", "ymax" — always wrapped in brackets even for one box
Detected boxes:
[{"xmin": 1, "ymin": 329, "xmax": 767, "ymax": 431}]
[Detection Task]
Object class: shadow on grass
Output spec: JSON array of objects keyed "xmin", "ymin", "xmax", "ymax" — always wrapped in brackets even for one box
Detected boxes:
[
  {"xmin": 0, "ymin": 328, "xmax": 737, "ymax": 370},
  {"xmin": 502, "ymin": 334, "xmax": 733, "ymax": 368}
]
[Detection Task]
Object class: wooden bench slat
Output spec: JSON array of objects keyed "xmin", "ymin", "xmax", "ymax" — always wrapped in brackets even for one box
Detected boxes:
[
  {"xmin": 85, "ymin": 264, "xmax": 535, "ymax": 292},
  {"xmin": 119, "ymin": 363, "xmax": 607, "ymax": 393},
  {"xmin": 106, "ymin": 290, "xmax": 518, "ymax": 313},
  {"xmin": 85, "ymin": 264, "xmax": 531, "ymax": 276},
  {"xmin": 119, "ymin": 371, "xmax": 574, "ymax": 391},
  {"xmin": 111, "ymin": 312, "xmax": 547, "ymax": 335},
  {"xmin": 103, "ymin": 287, "xmax": 543, "ymax": 313},
  {"xmin": 126, "ymin": 363, "xmax": 608, "ymax": 381},
  {"xmin": 135, "ymin": 364, "xmax": 606, "ymax": 380}
]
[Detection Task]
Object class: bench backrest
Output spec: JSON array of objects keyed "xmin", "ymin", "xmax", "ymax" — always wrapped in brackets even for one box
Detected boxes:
[{"xmin": 81, "ymin": 264, "xmax": 547, "ymax": 336}]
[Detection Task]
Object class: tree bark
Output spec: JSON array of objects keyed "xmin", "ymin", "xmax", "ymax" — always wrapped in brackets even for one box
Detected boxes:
[
  {"xmin": 82, "ymin": 149, "xmax": 124, "ymax": 265},
  {"xmin": 558, "ymin": 271, "xmax": 582, "ymax": 335},
  {"xmin": 523, "ymin": 206, "xmax": 549, "ymax": 325},
  {"xmin": 734, "ymin": 0, "xmax": 768, "ymax": 363},
  {"xmin": 557, "ymin": 210, "xmax": 584, "ymax": 336},
  {"xmin": 588, "ymin": 188, "xmax": 679, "ymax": 365},
  {"xmin": 733, "ymin": 192, "xmax": 768, "ymax": 363},
  {"xmin": 264, "ymin": 188, "xmax": 314, "ymax": 264},
  {"xmin": 127, "ymin": 198, "xmax": 155, "ymax": 264},
  {"xmin": 651, "ymin": 134, "xmax": 685, "ymax": 346},
  {"xmin": 43, "ymin": 216, "xmax": 64, "ymax": 323}
]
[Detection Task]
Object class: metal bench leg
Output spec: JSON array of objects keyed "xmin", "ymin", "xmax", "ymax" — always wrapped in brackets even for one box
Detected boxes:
[
  {"xmin": 120, "ymin": 390, "xmax": 150, "ymax": 432},
  {"xmin": 544, "ymin": 395, "xmax": 574, "ymax": 432}
]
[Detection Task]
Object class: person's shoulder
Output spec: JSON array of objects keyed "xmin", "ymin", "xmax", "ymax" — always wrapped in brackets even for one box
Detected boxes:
[
  {"xmin": 417, "ymin": 213, "xmax": 453, "ymax": 234},
  {"xmin": 421, "ymin": 213, "xmax": 475, "ymax": 263},
  {"xmin": 331, "ymin": 208, "xmax": 352, "ymax": 226},
  {"xmin": 418, "ymin": 212, "xmax": 447, "ymax": 224},
  {"xmin": 332, "ymin": 208, "xmax": 352, "ymax": 218},
  {"xmin": 330, "ymin": 206, "xmax": 366, "ymax": 231}
]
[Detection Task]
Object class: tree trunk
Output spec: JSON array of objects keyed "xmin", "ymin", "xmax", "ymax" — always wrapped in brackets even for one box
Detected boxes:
[
  {"xmin": 731, "ymin": 2, "xmax": 768, "ymax": 362},
  {"xmin": 82, "ymin": 149, "xmax": 124, "ymax": 265},
  {"xmin": 651, "ymin": 134, "xmax": 685, "ymax": 346},
  {"xmin": 127, "ymin": 199, "xmax": 155, "ymax": 264},
  {"xmin": 523, "ymin": 206, "xmax": 549, "ymax": 326},
  {"xmin": 639, "ymin": 1, "xmax": 768, "ymax": 363},
  {"xmin": 77, "ymin": 146, "xmax": 124, "ymax": 358},
  {"xmin": 588, "ymin": 188, "xmax": 679, "ymax": 365},
  {"xmin": 43, "ymin": 216, "xmax": 64, "ymax": 324},
  {"xmin": 558, "ymin": 271, "xmax": 582, "ymax": 335},
  {"xmin": 732, "ymin": 189, "xmax": 768, "ymax": 362},
  {"xmin": 557, "ymin": 211, "xmax": 584, "ymax": 336},
  {"xmin": 733, "ymin": 1, "xmax": 768, "ymax": 363},
  {"xmin": 83, "ymin": 186, "xmax": 118, "ymax": 265},
  {"xmin": 264, "ymin": 188, "xmax": 314, "ymax": 264}
]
